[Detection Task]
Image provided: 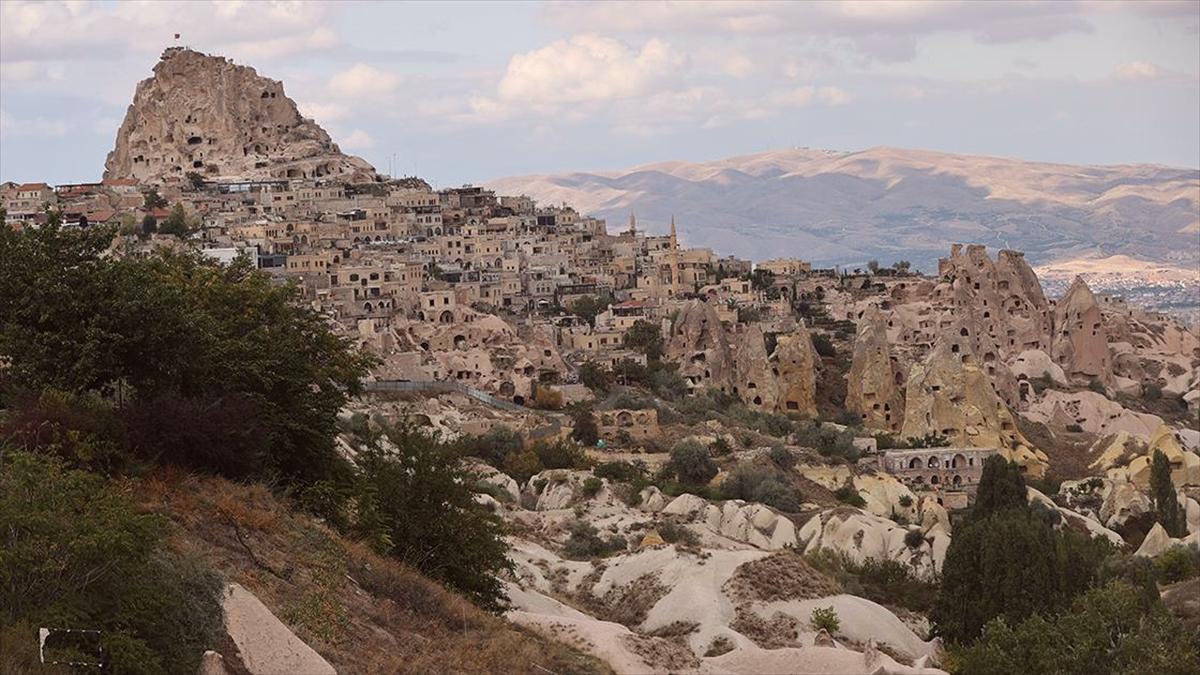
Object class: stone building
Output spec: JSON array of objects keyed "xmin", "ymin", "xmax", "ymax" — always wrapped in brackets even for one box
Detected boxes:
[
  {"xmin": 598, "ymin": 408, "xmax": 660, "ymax": 443},
  {"xmin": 882, "ymin": 446, "xmax": 997, "ymax": 505}
]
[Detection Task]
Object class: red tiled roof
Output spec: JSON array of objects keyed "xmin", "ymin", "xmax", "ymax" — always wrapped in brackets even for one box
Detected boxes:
[{"xmin": 16, "ymin": 182, "xmax": 49, "ymax": 191}]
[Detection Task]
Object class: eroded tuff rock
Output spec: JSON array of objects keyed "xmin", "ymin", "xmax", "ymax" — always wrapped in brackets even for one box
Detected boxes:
[
  {"xmin": 847, "ymin": 308, "xmax": 904, "ymax": 430},
  {"xmin": 105, "ymin": 48, "xmax": 377, "ymax": 183},
  {"xmin": 668, "ymin": 300, "xmax": 818, "ymax": 416},
  {"xmin": 770, "ymin": 323, "xmax": 820, "ymax": 417},
  {"xmin": 1052, "ymin": 276, "xmax": 1112, "ymax": 385},
  {"xmin": 900, "ymin": 339, "xmax": 1047, "ymax": 476}
]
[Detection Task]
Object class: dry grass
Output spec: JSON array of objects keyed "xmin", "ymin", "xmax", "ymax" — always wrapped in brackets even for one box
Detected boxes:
[
  {"xmin": 729, "ymin": 608, "xmax": 800, "ymax": 649},
  {"xmin": 575, "ymin": 573, "xmax": 668, "ymax": 629},
  {"xmin": 724, "ymin": 550, "xmax": 842, "ymax": 603},
  {"xmin": 135, "ymin": 469, "xmax": 612, "ymax": 675}
]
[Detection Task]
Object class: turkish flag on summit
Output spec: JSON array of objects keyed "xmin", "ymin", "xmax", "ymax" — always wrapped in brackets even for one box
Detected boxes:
[{"xmin": 174, "ymin": 33, "xmax": 180, "ymax": 39}]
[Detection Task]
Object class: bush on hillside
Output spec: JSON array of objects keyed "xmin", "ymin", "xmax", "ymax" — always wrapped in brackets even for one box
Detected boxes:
[
  {"xmin": 349, "ymin": 423, "xmax": 513, "ymax": 611},
  {"xmin": 0, "ymin": 451, "xmax": 223, "ymax": 673},
  {"xmin": 669, "ymin": 439, "xmax": 718, "ymax": 485},
  {"xmin": 562, "ymin": 520, "xmax": 627, "ymax": 560}
]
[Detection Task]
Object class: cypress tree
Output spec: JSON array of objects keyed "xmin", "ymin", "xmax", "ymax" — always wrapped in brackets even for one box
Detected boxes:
[
  {"xmin": 1150, "ymin": 449, "xmax": 1186, "ymax": 537},
  {"xmin": 973, "ymin": 455, "xmax": 1028, "ymax": 520},
  {"xmin": 571, "ymin": 406, "xmax": 600, "ymax": 447}
]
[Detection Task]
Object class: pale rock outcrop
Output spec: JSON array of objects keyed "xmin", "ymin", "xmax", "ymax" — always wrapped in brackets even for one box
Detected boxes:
[
  {"xmin": 221, "ymin": 583, "xmax": 336, "ymax": 675},
  {"xmin": 1026, "ymin": 488, "xmax": 1125, "ymax": 547},
  {"xmin": 669, "ymin": 300, "xmax": 735, "ymax": 394},
  {"xmin": 474, "ymin": 463, "xmax": 521, "ymax": 501},
  {"xmin": 639, "ymin": 486, "xmax": 667, "ymax": 512},
  {"xmin": 847, "ymin": 308, "xmax": 904, "ymax": 430},
  {"xmin": 662, "ymin": 493, "xmax": 709, "ymax": 518},
  {"xmin": 1008, "ymin": 349, "xmax": 1067, "ymax": 385},
  {"xmin": 732, "ymin": 324, "xmax": 779, "ymax": 409},
  {"xmin": 771, "ymin": 324, "xmax": 820, "ymax": 417},
  {"xmin": 796, "ymin": 508, "xmax": 943, "ymax": 578},
  {"xmin": 1135, "ymin": 523, "xmax": 1175, "ymax": 558},
  {"xmin": 1099, "ymin": 481, "xmax": 1153, "ymax": 530},
  {"xmin": 105, "ymin": 48, "xmax": 376, "ymax": 183},
  {"xmin": 900, "ymin": 339, "xmax": 1047, "ymax": 476},
  {"xmin": 1025, "ymin": 390, "xmax": 1164, "ymax": 439},
  {"xmin": 1119, "ymin": 425, "xmax": 1200, "ymax": 489},
  {"xmin": 852, "ymin": 473, "xmax": 920, "ymax": 523},
  {"xmin": 1052, "ymin": 277, "xmax": 1112, "ymax": 385}
]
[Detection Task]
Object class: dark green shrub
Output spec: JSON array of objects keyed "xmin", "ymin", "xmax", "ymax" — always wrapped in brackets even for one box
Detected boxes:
[
  {"xmin": 812, "ymin": 333, "xmax": 836, "ymax": 357},
  {"xmin": 562, "ymin": 520, "xmax": 627, "ymax": 559},
  {"xmin": 1154, "ymin": 545, "xmax": 1200, "ymax": 584},
  {"xmin": 810, "ymin": 606, "xmax": 840, "ymax": 632},
  {"xmin": 834, "ymin": 485, "xmax": 866, "ymax": 507},
  {"xmin": 0, "ymin": 451, "xmax": 223, "ymax": 673},
  {"xmin": 905, "ymin": 529, "xmax": 925, "ymax": 549},
  {"xmin": 581, "ymin": 477, "xmax": 603, "ymax": 498},
  {"xmin": 532, "ymin": 439, "xmax": 590, "ymax": 471},
  {"xmin": 594, "ymin": 460, "xmax": 648, "ymax": 484},
  {"xmin": 657, "ymin": 521, "xmax": 700, "ymax": 547},
  {"xmin": 768, "ymin": 444, "xmax": 796, "ymax": 469},
  {"xmin": 669, "ymin": 440, "xmax": 717, "ymax": 485},
  {"xmin": 898, "ymin": 495, "xmax": 913, "ymax": 508}
]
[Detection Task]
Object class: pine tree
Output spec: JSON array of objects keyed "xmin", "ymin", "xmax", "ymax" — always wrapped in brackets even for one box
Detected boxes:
[{"xmin": 1150, "ymin": 449, "xmax": 1186, "ymax": 537}]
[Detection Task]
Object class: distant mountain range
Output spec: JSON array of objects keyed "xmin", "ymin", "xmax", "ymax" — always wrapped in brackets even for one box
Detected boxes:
[{"xmin": 486, "ymin": 147, "xmax": 1200, "ymax": 272}]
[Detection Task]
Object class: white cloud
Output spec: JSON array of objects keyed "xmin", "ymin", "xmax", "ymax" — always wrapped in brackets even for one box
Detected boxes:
[
  {"xmin": 329, "ymin": 63, "xmax": 399, "ymax": 97},
  {"xmin": 768, "ymin": 85, "xmax": 850, "ymax": 108},
  {"xmin": 1113, "ymin": 60, "xmax": 1162, "ymax": 80},
  {"xmin": 339, "ymin": 129, "xmax": 375, "ymax": 150},
  {"xmin": 497, "ymin": 34, "xmax": 685, "ymax": 104},
  {"xmin": 298, "ymin": 101, "xmax": 350, "ymax": 123},
  {"xmin": 0, "ymin": 108, "xmax": 69, "ymax": 137},
  {"xmin": 817, "ymin": 85, "xmax": 851, "ymax": 105}
]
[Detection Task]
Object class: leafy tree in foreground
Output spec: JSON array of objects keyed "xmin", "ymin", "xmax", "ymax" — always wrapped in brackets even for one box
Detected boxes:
[
  {"xmin": 953, "ymin": 582, "xmax": 1198, "ymax": 675},
  {"xmin": 349, "ymin": 423, "xmax": 512, "ymax": 611},
  {"xmin": 0, "ymin": 220, "xmax": 374, "ymax": 485}
]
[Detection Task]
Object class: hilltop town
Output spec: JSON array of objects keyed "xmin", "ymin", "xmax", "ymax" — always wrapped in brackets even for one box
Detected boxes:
[{"xmin": 2, "ymin": 48, "xmax": 1198, "ymax": 675}]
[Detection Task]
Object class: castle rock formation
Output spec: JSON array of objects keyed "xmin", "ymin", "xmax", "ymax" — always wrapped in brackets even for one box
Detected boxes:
[{"xmin": 104, "ymin": 48, "xmax": 377, "ymax": 184}]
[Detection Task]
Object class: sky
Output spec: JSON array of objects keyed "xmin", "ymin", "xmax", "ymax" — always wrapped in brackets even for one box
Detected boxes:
[{"xmin": 1, "ymin": 0, "xmax": 1198, "ymax": 187}]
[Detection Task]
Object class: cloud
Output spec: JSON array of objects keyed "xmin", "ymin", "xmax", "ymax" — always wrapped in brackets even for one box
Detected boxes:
[
  {"xmin": 497, "ymin": 34, "xmax": 685, "ymax": 104},
  {"xmin": 298, "ymin": 101, "xmax": 350, "ymax": 123},
  {"xmin": 0, "ymin": 108, "xmax": 69, "ymax": 137},
  {"xmin": 0, "ymin": 0, "xmax": 340, "ymax": 63},
  {"xmin": 329, "ymin": 64, "xmax": 400, "ymax": 97},
  {"xmin": 339, "ymin": 129, "xmax": 375, "ymax": 150},
  {"xmin": 1113, "ymin": 60, "xmax": 1162, "ymax": 80},
  {"xmin": 541, "ymin": 1, "xmax": 1126, "ymax": 62},
  {"xmin": 768, "ymin": 85, "xmax": 851, "ymax": 108}
]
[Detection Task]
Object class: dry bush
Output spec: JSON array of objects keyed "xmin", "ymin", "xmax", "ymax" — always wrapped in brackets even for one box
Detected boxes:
[
  {"xmin": 725, "ymin": 550, "xmax": 842, "ymax": 602},
  {"xmin": 729, "ymin": 608, "xmax": 800, "ymax": 649},
  {"xmin": 576, "ymin": 573, "xmax": 668, "ymax": 629}
]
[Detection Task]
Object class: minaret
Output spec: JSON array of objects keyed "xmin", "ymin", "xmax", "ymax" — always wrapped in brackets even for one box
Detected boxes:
[
  {"xmin": 628, "ymin": 212, "xmax": 637, "ymax": 236},
  {"xmin": 669, "ymin": 215, "xmax": 680, "ymax": 296}
]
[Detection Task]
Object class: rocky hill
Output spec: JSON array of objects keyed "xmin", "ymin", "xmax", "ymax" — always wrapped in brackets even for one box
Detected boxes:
[
  {"xmin": 485, "ymin": 147, "xmax": 1199, "ymax": 271},
  {"xmin": 104, "ymin": 48, "xmax": 377, "ymax": 184}
]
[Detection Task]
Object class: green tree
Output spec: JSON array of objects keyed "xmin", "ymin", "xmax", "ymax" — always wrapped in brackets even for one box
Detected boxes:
[
  {"xmin": 142, "ymin": 188, "xmax": 167, "ymax": 210},
  {"xmin": 973, "ymin": 455, "xmax": 1029, "ymax": 519},
  {"xmin": 866, "ymin": 259, "xmax": 880, "ymax": 274},
  {"xmin": 0, "ymin": 221, "xmax": 374, "ymax": 485},
  {"xmin": 1150, "ymin": 449, "xmax": 1186, "ymax": 537},
  {"xmin": 749, "ymin": 268, "xmax": 776, "ymax": 291},
  {"xmin": 571, "ymin": 405, "xmax": 600, "ymax": 446},
  {"xmin": 954, "ymin": 582, "xmax": 1198, "ymax": 675},
  {"xmin": 141, "ymin": 213, "xmax": 158, "ymax": 235},
  {"xmin": 159, "ymin": 203, "xmax": 189, "ymax": 237},
  {"xmin": 669, "ymin": 439, "xmax": 717, "ymax": 485},
  {"xmin": 569, "ymin": 294, "xmax": 613, "ymax": 327},
  {"xmin": 932, "ymin": 459, "xmax": 1115, "ymax": 644},
  {"xmin": 623, "ymin": 319, "xmax": 664, "ymax": 360},
  {"xmin": 350, "ymin": 423, "xmax": 512, "ymax": 611},
  {"xmin": 185, "ymin": 171, "xmax": 206, "ymax": 190},
  {"xmin": 578, "ymin": 361, "xmax": 613, "ymax": 393}
]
